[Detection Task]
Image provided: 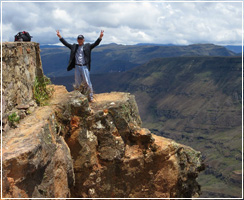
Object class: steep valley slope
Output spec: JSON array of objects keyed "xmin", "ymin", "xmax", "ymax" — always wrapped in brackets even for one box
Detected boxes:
[{"xmin": 52, "ymin": 56, "xmax": 242, "ymax": 198}]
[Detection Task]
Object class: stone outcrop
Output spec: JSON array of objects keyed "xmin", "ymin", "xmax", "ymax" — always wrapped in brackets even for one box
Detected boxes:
[
  {"xmin": 1, "ymin": 42, "xmax": 43, "ymax": 132},
  {"xmin": 2, "ymin": 85, "xmax": 205, "ymax": 198},
  {"xmin": 2, "ymin": 42, "xmax": 205, "ymax": 198},
  {"xmin": 2, "ymin": 90, "xmax": 74, "ymax": 198}
]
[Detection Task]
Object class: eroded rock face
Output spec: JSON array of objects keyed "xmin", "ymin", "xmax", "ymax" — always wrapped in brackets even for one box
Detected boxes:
[
  {"xmin": 2, "ymin": 85, "xmax": 204, "ymax": 198},
  {"xmin": 52, "ymin": 88, "xmax": 205, "ymax": 198},
  {"xmin": 1, "ymin": 42, "xmax": 43, "ymax": 132},
  {"xmin": 2, "ymin": 95, "xmax": 75, "ymax": 198},
  {"xmin": 1, "ymin": 42, "xmax": 43, "ymax": 112},
  {"xmin": 2, "ymin": 42, "xmax": 204, "ymax": 198}
]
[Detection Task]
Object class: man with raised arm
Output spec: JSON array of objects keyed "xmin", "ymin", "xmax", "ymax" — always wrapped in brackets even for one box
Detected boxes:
[{"xmin": 56, "ymin": 30, "xmax": 104, "ymax": 102}]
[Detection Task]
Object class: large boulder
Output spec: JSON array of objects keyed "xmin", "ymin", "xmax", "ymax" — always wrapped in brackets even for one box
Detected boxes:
[{"xmin": 2, "ymin": 88, "xmax": 74, "ymax": 198}]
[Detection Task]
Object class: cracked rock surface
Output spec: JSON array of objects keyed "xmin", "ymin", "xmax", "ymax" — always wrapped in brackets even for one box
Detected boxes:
[{"xmin": 2, "ymin": 85, "xmax": 205, "ymax": 198}]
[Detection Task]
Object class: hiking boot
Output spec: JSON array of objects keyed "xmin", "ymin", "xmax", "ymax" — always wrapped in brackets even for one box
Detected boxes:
[
  {"xmin": 73, "ymin": 84, "xmax": 79, "ymax": 91},
  {"xmin": 79, "ymin": 83, "xmax": 89, "ymax": 95},
  {"xmin": 88, "ymin": 95, "xmax": 95, "ymax": 103}
]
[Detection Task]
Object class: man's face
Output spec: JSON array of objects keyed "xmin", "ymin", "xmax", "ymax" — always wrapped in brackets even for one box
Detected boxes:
[{"xmin": 77, "ymin": 38, "xmax": 84, "ymax": 46}]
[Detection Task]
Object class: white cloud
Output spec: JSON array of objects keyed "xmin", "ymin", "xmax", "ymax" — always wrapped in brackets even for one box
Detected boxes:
[
  {"xmin": 52, "ymin": 8, "xmax": 73, "ymax": 24},
  {"xmin": 1, "ymin": 1, "xmax": 242, "ymax": 45}
]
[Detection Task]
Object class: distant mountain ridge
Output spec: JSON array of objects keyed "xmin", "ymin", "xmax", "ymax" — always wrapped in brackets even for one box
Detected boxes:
[
  {"xmin": 41, "ymin": 43, "xmax": 242, "ymax": 53},
  {"xmin": 224, "ymin": 45, "xmax": 242, "ymax": 53},
  {"xmin": 40, "ymin": 43, "xmax": 237, "ymax": 77},
  {"xmin": 135, "ymin": 44, "xmax": 242, "ymax": 54}
]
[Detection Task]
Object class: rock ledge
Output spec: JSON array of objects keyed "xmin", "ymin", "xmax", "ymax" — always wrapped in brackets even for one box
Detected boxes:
[{"xmin": 2, "ymin": 85, "xmax": 205, "ymax": 198}]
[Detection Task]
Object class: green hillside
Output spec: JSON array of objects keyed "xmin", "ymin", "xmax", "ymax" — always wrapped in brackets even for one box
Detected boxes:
[{"xmin": 41, "ymin": 43, "xmax": 236, "ymax": 77}]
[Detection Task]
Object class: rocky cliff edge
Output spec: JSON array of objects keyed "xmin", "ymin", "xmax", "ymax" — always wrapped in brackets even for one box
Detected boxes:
[
  {"xmin": 2, "ymin": 85, "xmax": 205, "ymax": 198},
  {"xmin": 1, "ymin": 42, "xmax": 204, "ymax": 198}
]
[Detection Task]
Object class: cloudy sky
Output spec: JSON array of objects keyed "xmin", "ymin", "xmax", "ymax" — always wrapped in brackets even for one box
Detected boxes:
[{"xmin": 1, "ymin": 0, "xmax": 243, "ymax": 46}]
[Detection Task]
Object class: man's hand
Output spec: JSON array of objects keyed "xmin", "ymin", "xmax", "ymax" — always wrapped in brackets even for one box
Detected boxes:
[
  {"xmin": 56, "ymin": 30, "xmax": 62, "ymax": 39},
  {"xmin": 99, "ymin": 30, "xmax": 104, "ymax": 39}
]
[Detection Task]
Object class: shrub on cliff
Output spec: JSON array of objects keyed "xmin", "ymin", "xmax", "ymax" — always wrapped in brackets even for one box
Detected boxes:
[
  {"xmin": 34, "ymin": 76, "xmax": 53, "ymax": 106},
  {"xmin": 8, "ymin": 112, "xmax": 20, "ymax": 127}
]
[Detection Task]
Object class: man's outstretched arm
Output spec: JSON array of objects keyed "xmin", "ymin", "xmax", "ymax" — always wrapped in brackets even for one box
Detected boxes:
[
  {"xmin": 56, "ymin": 30, "xmax": 72, "ymax": 49},
  {"xmin": 99, "ymin": 30, "xmax": 104, "ymax": 39},
  {"xmin": 91, "ymin": 30, "xmax": 104, "ymax": 49}
]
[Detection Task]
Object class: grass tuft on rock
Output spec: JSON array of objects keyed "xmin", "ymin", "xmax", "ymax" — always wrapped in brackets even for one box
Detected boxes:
[
  {"xmin": 34, "ymin": 76, "xmax": 54, "ymax": 106},
  {"xmin": 8, "ymin": 112, "xmax": 20, "ymax": 123}
]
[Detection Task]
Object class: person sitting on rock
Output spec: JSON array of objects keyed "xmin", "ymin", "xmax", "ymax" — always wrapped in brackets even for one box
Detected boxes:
[{"xmin": 56, "ymin": 30, "xmax": 104, "ymax": 102}]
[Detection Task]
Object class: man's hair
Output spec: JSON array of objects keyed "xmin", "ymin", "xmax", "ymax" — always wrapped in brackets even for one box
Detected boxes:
[{"xmin": 77, "ymin": 35, "xmax": 84, "ymax": 40}]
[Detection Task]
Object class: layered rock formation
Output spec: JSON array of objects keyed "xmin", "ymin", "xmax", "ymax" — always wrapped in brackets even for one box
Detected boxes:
[
  {"xmin": 1, "ymin": 42, "xmax": 43, "ymax": 111},
  {"xmin": 1, "ymin": 42, "xmax": 205, "ymax": 198},
  {"xmin": 1, "ymin": 42, "xmax": 43, "ymax": 132}
]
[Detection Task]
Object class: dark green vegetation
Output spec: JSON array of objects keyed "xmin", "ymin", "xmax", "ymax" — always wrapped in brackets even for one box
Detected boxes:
[
  {"xmin": 41, "ymin": 43, "xmax": 236, "ymax": 77},
  {"xmin": 51, "ymin": 55, "xmax": 242, "ymax": 198},
  {"xmin": 34, "ymin": 76, "xmax": 54, "ymax": 106},
  {"xmin": 8, "ymin": 112, "xmax": 20, "ymax": 124}
]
